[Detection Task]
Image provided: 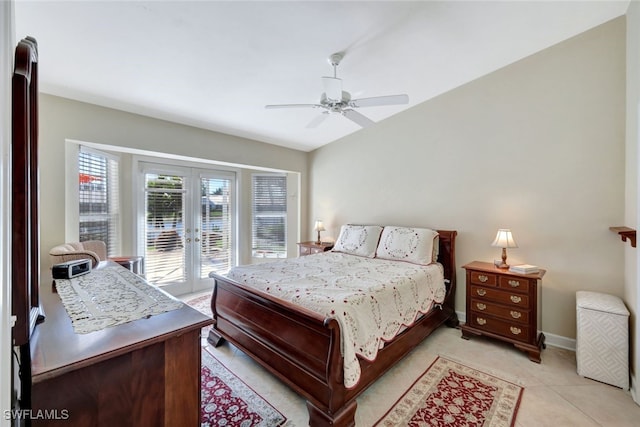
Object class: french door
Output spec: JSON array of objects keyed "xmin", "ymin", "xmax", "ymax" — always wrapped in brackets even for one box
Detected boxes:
[{"xmin": 139, "ymin": 162, "xmax": 235, "ymax": 296}]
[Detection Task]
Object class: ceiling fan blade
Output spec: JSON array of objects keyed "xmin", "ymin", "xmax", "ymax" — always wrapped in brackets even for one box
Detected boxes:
[
  {"xmin": 322, "ymin": 77, "xmax": 342, "ymax": 101},
  {"xmin": 306, "ymin": 113, "xmax": 329, "ymax": 128},
  {"xmin": 342, "ymin": 109, "xmax": 375, "ymax": 128},
  {"xmin": 265, "ymin": 103, "xmax": 319, "ymax": 109},
  {"xmin": 349, "ymin": 94, "xmax": 409, "ymax": 108}
]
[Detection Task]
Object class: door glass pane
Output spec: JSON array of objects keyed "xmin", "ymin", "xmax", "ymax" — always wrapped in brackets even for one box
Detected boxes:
[
  {"xmin": 144, "ymin": 173, "xmax": 186, "ymax": 286},
  {"xmin": 200, "ymin": 177, "xmax": 232, "ymax": 278}
]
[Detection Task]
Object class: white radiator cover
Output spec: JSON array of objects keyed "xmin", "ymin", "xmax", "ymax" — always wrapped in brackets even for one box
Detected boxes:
[{"xmin": 576, "ymin": 291, "xmax": 629, "ymax": 389}]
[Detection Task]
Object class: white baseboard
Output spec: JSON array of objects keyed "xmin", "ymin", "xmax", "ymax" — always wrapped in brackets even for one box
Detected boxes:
[
  {"xmin": 456, "ymin": 311, "xmax": 576, "ymax": 351},
  {"xmin": 457, "ymin": 311, "xmax": 639, "ymax": 406},
  {"xmin": 631, "ymin": 373, "xmax": 639, "ymax": 406},
  {"xmin": 543, "ymin": 331, "xmax": 576, "ymax": 351}
]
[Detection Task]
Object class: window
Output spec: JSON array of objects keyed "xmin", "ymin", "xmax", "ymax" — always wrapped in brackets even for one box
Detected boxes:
[
  {"xmin": 252, "ymin": 174, "xmax": 287, "ymax": 258},
  {"xmin": 78, "ymin": 147, "xmax": 120, "ymax": 256}
]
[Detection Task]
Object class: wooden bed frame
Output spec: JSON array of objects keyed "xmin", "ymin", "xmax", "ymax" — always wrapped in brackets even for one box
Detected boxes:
[{"xmin": 208, "ymin": 230, "xmax": 458, "ymax": 426}]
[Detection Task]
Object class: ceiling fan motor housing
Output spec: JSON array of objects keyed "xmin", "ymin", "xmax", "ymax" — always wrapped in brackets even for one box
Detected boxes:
[{"xmin": 320, "ymin": 91, "xmax": 351, "ymax": 110}]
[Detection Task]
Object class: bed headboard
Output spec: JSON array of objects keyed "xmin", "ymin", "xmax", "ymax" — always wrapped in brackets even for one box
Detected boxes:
[{"xmin": 436, "ymin": 230, "xmax": 457, "ymax": 299}]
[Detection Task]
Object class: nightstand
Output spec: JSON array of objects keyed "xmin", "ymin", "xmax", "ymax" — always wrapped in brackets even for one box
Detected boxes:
[
  {"xmin": 109, "ymin": 255, "xmax": 144, "ymax": 275},
  {"xmin": 461, "ymin": 261, "xmax": 546, "ymax": 362},
  {"xmin": 297, "ymin": 241, "xmax": 334, "ymax": 256}
]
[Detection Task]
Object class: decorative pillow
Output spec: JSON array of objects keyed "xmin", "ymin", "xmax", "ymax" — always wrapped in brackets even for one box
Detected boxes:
[
  {"xmin": 376, "ymin": 226, "xmax": 439, "ymax": 265},
  {"xmin": 332, "ymin": 225, "xmax": 383, "ymax": 258}
]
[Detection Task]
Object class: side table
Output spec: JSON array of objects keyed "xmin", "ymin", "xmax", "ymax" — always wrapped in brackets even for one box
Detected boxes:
[
  {"xmin": 297, "ymin": 241, "xmax": 334, "ymax": 256},
  {"xmin": 109, "ymin": 255, "xmax": 144, "ymax": 275},
  {"xmin": 461, "ymin": 261, "xmax": 546, "ymax": 362}
]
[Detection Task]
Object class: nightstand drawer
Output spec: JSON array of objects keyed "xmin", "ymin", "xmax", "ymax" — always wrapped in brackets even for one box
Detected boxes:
[
  {"xmin": 470, "ymin": 285, "xmax": 530, "ymax": 307},
  {"xmin": 469, "ymin": 271, "xmax": 497, "ymax": 287},
  {"xmin": 297, "ymin": 241, "xmax": 334, "ymax": 256},
  {"xmin": 308, "ymin": 247, "xmax": 326, "ymax": 254},
  {"xmin": 468, "ymin": 313, "xmax": 531, "ymax": 342},
  {"xmin": 498, "ymin": 276, "xmax": 531, "ymax": 293},
  {"xmin": 470, "ymin": 299, "xmax": 530, "ymax": 324}
]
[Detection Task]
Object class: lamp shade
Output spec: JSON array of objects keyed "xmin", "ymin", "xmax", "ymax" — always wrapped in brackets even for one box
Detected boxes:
[
  {"xmin": 314, "ymin": 220, "xmax": 325, "ymax": 232},
  {"xmin": 491, "ymin": 229, "xmax": 518, "ymax": 248}
]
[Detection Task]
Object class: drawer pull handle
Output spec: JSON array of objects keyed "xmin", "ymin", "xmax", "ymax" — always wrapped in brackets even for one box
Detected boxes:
[
  {"xmin": 508, "ymin": 280, "xmax": 520, "ymax": 288},
  {"xmin": 478, "ymin": 275, "xmax": 489, "ymax": 283},
  {"xmin": 510, "ymin": 311, "xmax": 522, "ymax": 319},
  {"xmin": 510, "ymin": 295, "xmax": 522, "ymax": 303},
  {"xmin": 510, "ymin": 326, "xmax": 522, "ymax": 335},
  {"xmin": 476, "ymin": 303, "xmax": 486, "ymax": 310},
  {"xmin": 476, "ymin": 318, "xmax": 487, "ymax": 325},
  {"xmin": 476, "ymin": 289, "xmax": 487, "ymax": 296}
]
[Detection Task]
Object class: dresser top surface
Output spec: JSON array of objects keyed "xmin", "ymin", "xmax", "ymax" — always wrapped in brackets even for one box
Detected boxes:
[{"xmin": 463, "ymin": 261, "xmax": 546, "ymax": 279}]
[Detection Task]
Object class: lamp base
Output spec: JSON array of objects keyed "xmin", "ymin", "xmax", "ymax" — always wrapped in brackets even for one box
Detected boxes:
[
  {"xmin": 497, "ymin": 248, "xmax": 510, "ymax": 269},
  {"xmin": 494, "ymin": 259, "xmax": 510, "ymax": 269}
]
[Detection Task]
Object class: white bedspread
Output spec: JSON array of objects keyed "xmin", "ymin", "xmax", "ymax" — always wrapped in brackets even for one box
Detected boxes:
[{"xmin": 225, "ymin": 252, "xmax": 446, "ymax": 388}]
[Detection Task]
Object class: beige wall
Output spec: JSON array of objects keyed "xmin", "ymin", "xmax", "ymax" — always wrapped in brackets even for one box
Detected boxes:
[
  {"xmin": 39, "ymin": 94, "xmax": 308, "ymax": 272},
  {"xmin": 309, "ymin": 18, "xmax": 626, "ymax": 341}
]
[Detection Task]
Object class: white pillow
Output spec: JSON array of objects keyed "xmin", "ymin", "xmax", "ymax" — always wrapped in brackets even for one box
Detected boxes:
[
  {"xmin": 376, "ymin": 226, "xmax": 439, "ymax": 265},
  {"xmin": 332, "ymin": 225, "xmax": 383, "ymax": 258}
]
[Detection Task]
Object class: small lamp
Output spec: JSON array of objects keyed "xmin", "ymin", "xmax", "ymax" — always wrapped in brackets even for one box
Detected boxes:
[
  {"xmin": 314, "ymin": 220, "xmax": 325, "ymax": 244},
  {"xmin": 491, "ymin": 229, "xmax": 518, "ymax": 269}
]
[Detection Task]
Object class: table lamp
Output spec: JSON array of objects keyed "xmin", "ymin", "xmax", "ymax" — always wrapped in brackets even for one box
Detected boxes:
[
  {"xmin": 314, "ymin": 220, "xmax": 325, "ymax": 244},
  {"xmin": 491, "ymin": 228, "xmax": 517, "ymax": 269}
]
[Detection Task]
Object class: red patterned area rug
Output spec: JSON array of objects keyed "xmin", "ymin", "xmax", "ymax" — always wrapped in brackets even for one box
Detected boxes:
[
  {"xmin": 186, "ymin": 293, "xmax": 213, "ymax": 336},
  {"xmin": 375, "ymin": 356, "xmax": 523, "ymax": 427},
  {"xmin": 201, "ymin": 347, "xmax": 287, "ymax": 426}
]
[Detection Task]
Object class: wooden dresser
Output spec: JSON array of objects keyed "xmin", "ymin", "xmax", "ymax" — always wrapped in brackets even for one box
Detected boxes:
[
  {"xmin": 30, "ymin": 264, "xmax": 212, "ymax": 426},
  {"xmin": 461, "ymin": 261, "xmax": 546, "ymax": 362}
]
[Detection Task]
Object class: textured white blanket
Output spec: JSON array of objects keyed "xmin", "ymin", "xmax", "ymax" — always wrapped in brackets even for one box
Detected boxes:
[{"xmin": 226, "ymin": 252, "xmax": 446, "ymax": 388}]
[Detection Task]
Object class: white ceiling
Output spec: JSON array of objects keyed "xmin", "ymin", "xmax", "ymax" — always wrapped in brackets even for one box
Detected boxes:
[{"xmin": 14, "ymin": 1, "xmax": 629, "ymax": 152}]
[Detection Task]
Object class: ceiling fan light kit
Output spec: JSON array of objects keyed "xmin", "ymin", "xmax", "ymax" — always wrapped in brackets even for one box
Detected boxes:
[
  {"xmin": 265, "ymin": 52, "xmax": 408, "ymax": 128},
  {"xmin": 321, "ymin": 77, "xmax": 343, "ymax": 102}
]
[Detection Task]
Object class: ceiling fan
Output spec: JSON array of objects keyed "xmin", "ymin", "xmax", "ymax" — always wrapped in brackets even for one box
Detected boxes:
[{"xmin": 265, "ymin": 53, "xmax": 409, "ymax": 128}]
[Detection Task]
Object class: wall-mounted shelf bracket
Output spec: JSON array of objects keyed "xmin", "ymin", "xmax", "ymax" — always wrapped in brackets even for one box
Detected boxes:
[{"xmin": 610, "ymin": 226, "xmax": 636, "ymax": 248}]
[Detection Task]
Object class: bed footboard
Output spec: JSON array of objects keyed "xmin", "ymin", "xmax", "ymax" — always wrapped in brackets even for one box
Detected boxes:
[{"xmin": 209, "ymin": 274, "xmax": 350, "ymax": 424}]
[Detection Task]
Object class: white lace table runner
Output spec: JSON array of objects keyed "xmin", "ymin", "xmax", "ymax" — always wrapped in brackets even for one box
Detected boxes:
[{"xmin": 54, "ymin": 265, "xmax": 184, "ymax": 334}]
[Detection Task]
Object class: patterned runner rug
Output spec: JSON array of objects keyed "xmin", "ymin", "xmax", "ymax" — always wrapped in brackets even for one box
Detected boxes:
[
  {"xmin": 186, "ymin": 292, "xmax": 214, "ymax": 336},
  {"xmin": 375, "ymin": 356, "xmax": 523, "ymax": 427},
  {"xmin": 201, "ymin": 347, "xmax": 287, "ymax": 426}
]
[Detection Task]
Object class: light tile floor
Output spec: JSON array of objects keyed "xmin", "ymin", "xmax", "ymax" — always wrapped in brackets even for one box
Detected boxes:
[{"xmin": 188, "ymin": 291, "xmax": 640, "ymax": 426}]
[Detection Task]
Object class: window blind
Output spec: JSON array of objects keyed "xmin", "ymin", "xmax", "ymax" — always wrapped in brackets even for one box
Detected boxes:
[
  {"xmin": 78, "ymin": 147, "xmax": 120, "ymax": 256},
  {"xmin": 252, "ymin": 174, "xmax": 287, "ymax": 258},
  {"xmin": 144, "ymin": 173, "xmax": 186, "ymax": 285}
]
